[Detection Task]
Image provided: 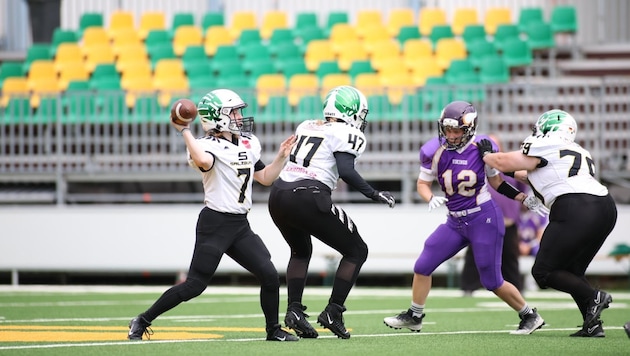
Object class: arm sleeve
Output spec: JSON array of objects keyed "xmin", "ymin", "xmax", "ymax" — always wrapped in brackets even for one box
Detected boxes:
[
  {"xmin": 254, "ymin": 160, "xmax": 265, "ymax": 172},
  {"xmin": 334, "ymin": 151, "xmax": 376, "ymax": 198}
]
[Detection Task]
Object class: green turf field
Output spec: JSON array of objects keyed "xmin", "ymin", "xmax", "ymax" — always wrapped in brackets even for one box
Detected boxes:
[{"xmin": 0, "ymin": 286, "xmax": 628, "ymax": 355}]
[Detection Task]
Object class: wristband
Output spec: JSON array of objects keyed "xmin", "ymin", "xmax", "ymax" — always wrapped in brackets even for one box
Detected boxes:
[
  {"xmin": 504, "ymin": 171, "xmax": 515, "ymax": 178},
  {"xmin": 180, "ymin": 127, "xmax": 190, "ymax": 134},
  {"xmin": 496, "ymin": 181, "xmax": 521, "ymax": 200}
]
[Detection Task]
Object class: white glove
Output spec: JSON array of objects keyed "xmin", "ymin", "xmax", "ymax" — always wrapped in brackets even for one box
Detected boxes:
[
  {"xmin": 428, "ymin": 195, "xmax": 448, "ymax": 211},
  {"xmin": 523, "ymin": 195, "xmax": 550, "ymax": 216}
]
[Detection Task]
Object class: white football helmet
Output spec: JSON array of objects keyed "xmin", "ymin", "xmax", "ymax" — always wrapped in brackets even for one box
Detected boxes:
[
  {"xmin": 322, "ymin": 85, "xmax": 369, "ymax": 132},
  {"xmin": 533, "ymin": 109, "xmax": 577, "ymax": 142},
  {"xmin": 197, "ymin": 89, "xmax": 253, "ymax": 135}
]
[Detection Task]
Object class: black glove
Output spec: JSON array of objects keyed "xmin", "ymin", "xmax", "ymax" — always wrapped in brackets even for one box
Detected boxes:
[
  {"xmin": 477, "ymin": 138, "xmax": 494, "ymax": 160},
  {"xmin": 371, "ymin": 190, "xmax": 396, "ymax": 208}
]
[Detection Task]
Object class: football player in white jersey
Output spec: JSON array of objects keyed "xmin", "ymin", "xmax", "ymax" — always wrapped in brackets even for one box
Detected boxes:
[
  {"xmin": 479, "ymin": 109, "xmax": 618, "ymax": 337},
  {"xmin": 268, "ymin": 86, "xmax": 395, "ymax": 339},
  {"xmin": 128, "ymin": 89, "xmax": 299, "ymax": 342}
]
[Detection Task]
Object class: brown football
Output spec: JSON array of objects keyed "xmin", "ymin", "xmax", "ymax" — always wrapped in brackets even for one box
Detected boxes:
[{"xmin": 170, "ymin": 98, "xmax": 198, "ymax": 125}]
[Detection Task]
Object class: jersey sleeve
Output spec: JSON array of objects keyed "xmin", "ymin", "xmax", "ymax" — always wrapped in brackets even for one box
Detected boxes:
[
  {"xmin": 522, "ymin": 136, "xmax": 560, "ymax": 158},
  {"xmin": 327, "ymin": 124, "xmax": 367, "ymax": 159}
]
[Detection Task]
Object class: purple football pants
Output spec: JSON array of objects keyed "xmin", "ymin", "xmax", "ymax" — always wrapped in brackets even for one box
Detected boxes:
[{"xmin": 414, "ymin": 201, "xmax": 506, "ymax": 290}]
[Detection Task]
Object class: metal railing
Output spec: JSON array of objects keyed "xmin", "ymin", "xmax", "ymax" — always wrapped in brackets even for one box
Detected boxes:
[{"xmin": 1, "ymin": 79, "xmax": 629, "ymax": 204}]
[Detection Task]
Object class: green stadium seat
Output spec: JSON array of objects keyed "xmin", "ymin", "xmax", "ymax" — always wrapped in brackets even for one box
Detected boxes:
[
  {"xmin": 131, "ymin": 95, "xmax": 163, "ymax": 123},
  {"xmin": 276, "ymin": 57, "xmax": 308, "ymax": 79},
  {"xmin": 91, "ymin": 63, "xmax": 119, "ymax": 80},
  {"xmin": 22, "ymin": 44, "xmax": 52, "ymax": 75},
  {"xmin": 64, "ymin": 90, "xmax": 96, "ymax": 123},
  {"xmin": 348, "ymin": 60, "xmax": 375, "ymax": 80},
  {"xmin": 201, "ymin": 12, "xmax": 225, "ymax": 31},
  {"xmin": 550, "ymin": 5, "xmax": 577, "ymax": 34},
  {"xmin": 240, "ymin": 43, "xmax": 271, "ymax": 62},
  {"xmin": 517, "ymin": 7, "xmax": 544, "ymax": 33},
  {"xmin": 493, "ymin": 24, "xmax": 521, "ymax": 53},
  {"xmin": 421, "ymin": 76, "xmax": 451, "ymax": 120},
  {"xmin": 366, "ymin": 94, "xmax": 392, "ymax": 121},
  {"xmin": 272, "ymin": 42, "xmax": 301, "ymax": 60},
  {"xmin": 3, "ymin": 97, "xmax": 32, "ymax": 124},
  {"xmin": 316, "ymin": 60, "xmax": 341, "ymax": 80},
  {"xmin": 67, "ymin": 80, "xmax": 90, "ymax": 91},
  {"xmin": 33, "ymin": 96, "xmax": 60, "ymax": 123},
  {"xmin": 398, "ymin": 91, "xmax": 423, "ymax": 121},
  {"xmin": 0, "ymin": 62, "xmax": 24, "ymax": 89},
  {"xmin": 325, "ymin": 11, "xmax": 348, "ymax": 37},
  {"xmin": 96, "ymin": 91, "xmax": 127, "ymax": 123},
  {"xmin": 50, "ymin": 29, "xmax": 78, "ymax": 57},
  {"xmin": 296, "ymin": 94, "xmax": 321, "ymax": 121},
  {"xmin": 90, "ymin": 77, "xmax": 121, "ymax": 90},
  {"xmin": 170, "ymin": 12, "xmax": 195, "ymax": 38},
  {"xmin": 296, "ymin": 26, "xmax": 325, "ymax": 54},
  {"xmin": 479, "ymin": 55, "xmax": 510, "ymax": 83},
  {"xmin": 467, "ymin": 39, "xmax": 498, "ymax": 69},
  {"xmin": 397, "ymin": 25, "xmax": 421, "ymax": 45},
  {"xmin": 429, "ymin": 25, "xmax": 454, "ymax": 48},
  {"xmin": 462, "ymin": 25, "xmax": 487, "ymax": 48},
  {"xmin": 268, "ymin": 28, "xmax": 295, "ymax": 57},
  {"xmin": 189, "ymin": 76, "xmax": 218, "ymax": 91},
  {"xmin": 293, "ymin": 12, "xmax": 319, "ymax": 40},
  {"xmin": 145, "ymin": 30, "xmax": 171, "ymax": 50},
  {"xmin": 78, "ymin": 12, "xmax": 104, "ymax": 37},
  {"xmin": 258, "ymin": 95, "xmax": 290, "ymax": 123},
  {"xmin": 525, "ymin": 22, "xmax": 556, "ymax": 51},
  {"xmin": 148, "ymin": 43, "xmax": 176, "ymax": 69},
  {"xmin": 185, "ymin": 61, "xmax": 213, "ymax": 78},
  {"xmin": 212, "ymin": 45, "xmax": 239, "ymax": 61},
  {"xmin": 238, "ymin": 29, "xmax": 262, "ymax": 47},
  {"xmin": 246, "ymin": 58, "xmax": 277, "ymax": 86},
  {"xmin": 502, "ymin": 38, "xmax": 533, "ymax": 68}
]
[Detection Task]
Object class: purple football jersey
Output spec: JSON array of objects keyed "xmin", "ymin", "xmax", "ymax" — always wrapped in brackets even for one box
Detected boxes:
[{"xmin": 420, "ymin": 135, "xmax": 497, "ymax": 212}]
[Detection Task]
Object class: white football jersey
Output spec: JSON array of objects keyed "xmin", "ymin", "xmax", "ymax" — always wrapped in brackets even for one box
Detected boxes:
[
  {"xmin": 280, "ymin": 120, "xmax": 366, "ymax": 190},
  {"xmin": 521, "ymin": 135, "xmax": 608, "ymax": 208},
  {"xmin": 187, "ymin": 134, "xmax": 262, "ymax": 214}
]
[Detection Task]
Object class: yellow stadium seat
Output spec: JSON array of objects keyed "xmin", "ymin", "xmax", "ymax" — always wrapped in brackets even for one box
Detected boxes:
[
  {"xmin": 378, "ymin": 57, "xmax": 409, "ymax": 78},
  {"xmin": 138, "ymin": 11, "xmax": 166, "ymax": 40},
  {"xmin": 409, "ymin": 57, "xmax": 443, "ymax": 86},
  {"xmin": 434, "ymin": 38, "xmax": 467, "ymax": 70},
  {"xmin": 484, "ymin": 7, "xmax": 512, "ymax": 36},
  {"xmin": 387, "ymin": 8, "xmax": 415, "ymax": 37},
  {"xmin": 172, "ymin": 25, "xmax": 203, "ymax": 56},
  {"xmin": 229, "ymin": 11, "xmax": 257, "ymax": 41},
  {"xmin": 27, "ymin": 60, "xmax": 56, "ymax": 80},
  {"xmin": 337, "ymin": 41, "xmax": 369, "ymax": 72},
  {"xmin": 204, "ymin": 26, "xmax": 233, "ymax": 56},
  {"xmin": 54, "ymin": 43, "xmax": 84, "ymax": 72},
  {"xmin": 111, "ymin": 28, "xmax": 143, "ymax": 56},
  {"xmin": 362, "ymin": 26, "xmax": 395, "ymax": 55},
  {"xmin": 353, "ymin": 72, "xmax": 384, "ymax": 96},
  {"xmin": 370, "ymin": 51, "xmax": 402, "ymax": 73},
  {"xmin": 402, "ymin": 39, "xmax": 433, "ymax": 69},
  {"xmin": 320, "ymin": 73, "xmax": 351, "ymax": 97},
  {"xmin": 419, "ymin": 8, "xmax": 447, "ymax": 37},
  {"xmin": 260, "ymin": 10, "xmax": 288, "ymax": 40},
  {"xmin": 121, "ymin": 64, "xmax": 153, "ymax": 90},
  {"xmin": 452, "ymin": 8, "xmax": 479, "ymax": 36},
  {"xmin": 116, "ymin": 45, "xmax": 149, "ymax": 72},
  {"xmin": 288, "ymin": 73, "xmax": 318, "ymax": 106},
  {"xmin": 58, "ymin": 63, "xmax": 89, "ymax": 90},
  {"xmin": 1, "ymin": 77, "xmax": 29, "ymax": 107},
  {"xmin": 256, "ymin": 74, "xmax": 286, "ymax": 107},
  {"xmin": 329, "ymin": 23, "xmax": 359, "ymax": 54},
  {"xmin": 356, "ymin": 10, "xmax": 383, "ymax": 38},
  {"xmin": 304, "ymin": 40, "xmax": 336, "ymax": 72},
  {"xmin": 154, "ymin": 76, "xmax": 189, "ymax": 107},
  {"xmin": 80, "ymin": 27, "xmax": 110, "ymax": 55},
  {"xmin": 123, "ymin": 76, "xmax": 155, "ymax": 107},
  {"xmin": 154, "ymin": 59, "xmax": 185, "ymax": 80},
  {"xmin": 84, "ymin": 44, "xmax": 116, "ymax": 73},
  {"xmin": 368, "ymin": 39, "xmax": 401, "ymax": 60},
  {"xmin": 380, "ymin": 72, "xmax": 416, "ymax": 105},
  {"xmin": 108, "ymin": 10, "xmax": 135, "ymax": 40}
]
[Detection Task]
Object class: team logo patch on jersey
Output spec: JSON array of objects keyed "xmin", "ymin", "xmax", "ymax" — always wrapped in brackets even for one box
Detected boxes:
[{"xmin": 242, "ymin": 139, "xmax": 251, "ymax": 149}]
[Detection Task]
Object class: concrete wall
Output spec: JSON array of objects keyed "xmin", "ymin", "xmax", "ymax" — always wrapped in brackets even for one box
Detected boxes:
[{"xmin": 1, "ymin": 203, "xmax": 629, "ymax": 278}]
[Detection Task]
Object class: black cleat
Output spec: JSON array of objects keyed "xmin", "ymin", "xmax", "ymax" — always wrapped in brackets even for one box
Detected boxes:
[
  {"xmin": 623, "ymin": 321, "xmax": 630, "ymax": 339},
  {"xmin": 266, "ymin": 324, "xmax": 299, "ymax": 341},
  {"xmin": 285, "ymin": 302, "xmax": 318, "ymax": 338},
  {"xmin": 128, "ymin": 315, "xmax": 153, "ymax": 340},
  {"xmin": 317, "ymin": 303, "xmax": 350, "ymax": 339},
  {"xmin": 584, "ymin": 290, "xmax": 612, "ymax": 328},
  {"xmin": 570, "ymin": 319, "xmax": 605, "ymax": 338}
]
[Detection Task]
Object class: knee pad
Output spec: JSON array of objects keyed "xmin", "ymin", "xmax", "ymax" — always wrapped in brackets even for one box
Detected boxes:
[{"xmin": 177, "ymin": 278, "xmax": 207, "ymax": 301}]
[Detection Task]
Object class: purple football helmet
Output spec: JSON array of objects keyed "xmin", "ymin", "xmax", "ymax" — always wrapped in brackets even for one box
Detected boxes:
[{"xmin": 438, "ymin": 101, "xmax": 478, "ymax": 150}]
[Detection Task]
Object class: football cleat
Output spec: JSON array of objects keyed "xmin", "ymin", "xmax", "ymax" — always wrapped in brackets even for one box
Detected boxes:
[
  {"xmin": 583, "ymin": 290, "xmax": 612, "ymax": 328},
  {"xmin": 266, "ymin": 324, "xmax": 299, "ymax": 341},
  {"xmin": 285, "ymin": 302, "xmax": 318, "ymax": 338},
  {"xmin": 623, "ymin": 321, "xmax": 630, "ymax": 338},
  {"xmin": 128, "ymin": 315, "xmax": 153, "ymax": 340},
  {"xmin": 510, "ymin": 308, "xmax": 545, "ymax": 335},
  {"xmin": 570, "ymin": 319, "xmax": 605, "ymax": 337},
  {"xmin": 317, "ymin": 303, "xmax": 350, "ymax": 339},
  {"xmin": 383, "ymin": 309, "xmax": 424, "ymax": 332}
]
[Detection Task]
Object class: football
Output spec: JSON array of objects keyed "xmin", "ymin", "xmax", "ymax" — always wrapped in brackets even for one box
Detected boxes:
[{"xmin": 170, "ymin": 98, "xmax": 198, "ymax": 125}]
